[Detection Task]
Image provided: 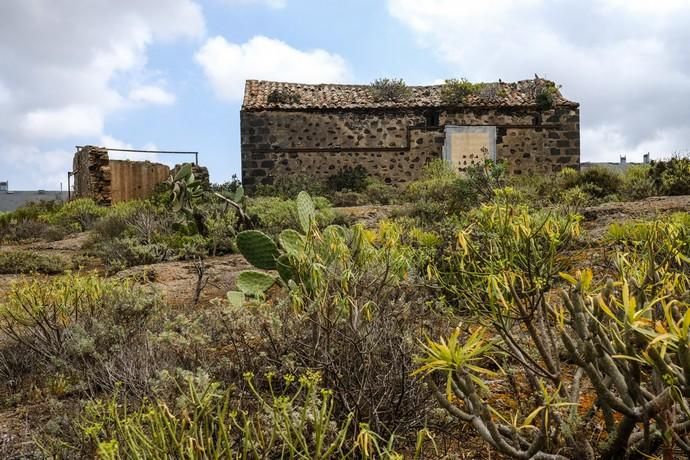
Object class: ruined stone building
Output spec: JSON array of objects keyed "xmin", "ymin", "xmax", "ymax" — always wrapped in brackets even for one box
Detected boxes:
[
  {"xmin": 72, "ymin": 146, "xmax": 208, "ymax": 205},
  {"xmin": 240, "ymin": 78, "xmax": 580, "ymax": 188}
]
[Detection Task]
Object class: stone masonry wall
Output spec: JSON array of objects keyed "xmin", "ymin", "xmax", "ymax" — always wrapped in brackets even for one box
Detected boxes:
[
  {"xmin": 73, "ymin": 146, "xmax": 112, "ymax": 204},
  {"xmin": 241, "ymin": 106, "xmax": 580, "ymax": 188}
]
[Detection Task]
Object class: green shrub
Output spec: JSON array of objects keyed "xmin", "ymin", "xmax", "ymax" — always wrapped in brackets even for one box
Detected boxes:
[
  {"xmin": 620, "ymin": 164, "xmax": 655, "ymax": 199},
  {"xmin": 0, "ymin": 250, "xmax": 68, "ymax": 274},
  {"xmin": 0, "ymin": 273, "xmax": 152, "ymax": 360},
  {"xmin": 0, "ymin": 200, "xmax": 65, "ymax": 242},
  {"xmin": 649, "ymin": 156, "xmax": 690, "ymax": 195},
  {"xmin": 247, "ymin": 195, "xmax": 335, "ymax": 235},
  {"xmin": 578, "ymin": 165, "xmax": 622, "ymax": 198},
  {"xmin": 535, "ymin": 82, "xmax": 559, "ymax": 110},
  {"xmin": 404, "ymin": 160, "xmax": 479, "ymax": 220},
  {"xmin": 369, "ymin": 78, "xmax": 411, "ymax": 102},
  {"xmin": 232, "ymin": 204, "xmax": 440, "ymax": 434},
  {"xmin": 330, "ymin": 190, "xmax": 369, "ymax": 206},
  {"xmin": 557, "ymin": 185, "xmax": 592, "ymax": 210},
  {"xmin": 43, "ymin": 198, "xmax": 106, "ymax": 232},
  {"xmin": 326, "ymin": 165, "xmax": 368, "ymax": 192},
  {"xmin": 363, "ymin": 178, "xmax": 396, "ymax": 205},
  {"xmin": 440, "ymin": 78, "xmax": 483, "ymax": 104}
]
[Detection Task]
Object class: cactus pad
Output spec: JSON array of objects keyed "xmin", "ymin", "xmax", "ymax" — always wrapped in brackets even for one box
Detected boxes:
[
  {"xmin": 236, "ymin": 230, "xmax": 279, "ymax": 270},
  {"xmin": 296, "ymin": 191, "xmax": 315, "ymax": 233},
  {"xmin": 236, "ymin": 270, "xmax": 276, "ymax": 296},
  {"xmin": 279, "ymin": 229, "xmax": 305, "ymax": 255}
]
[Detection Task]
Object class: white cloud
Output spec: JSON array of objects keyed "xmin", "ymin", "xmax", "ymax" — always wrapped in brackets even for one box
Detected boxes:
[
  {"xmin": 23, "ymin": 106, "xmax": 104, "ymax": 140},
  {"xmin": 387, "ymin": 0, "xmax": 690, "ymax": 162},
  {"xmin": 0, "ymin": 0, "xmax": 204, "ymax": 189},
  {"xmin": 195, "ymin": 35, "xmax": 350, "ymax": 101},
  {"xmin": 129, "ymin": 85, "xmax": 177, "ymax": 105}
]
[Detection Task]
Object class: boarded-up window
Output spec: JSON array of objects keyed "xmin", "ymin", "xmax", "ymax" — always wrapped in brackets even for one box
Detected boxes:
[{"xmin": 443, "ymin": 126, "xmax": 496, "ymax": 170}]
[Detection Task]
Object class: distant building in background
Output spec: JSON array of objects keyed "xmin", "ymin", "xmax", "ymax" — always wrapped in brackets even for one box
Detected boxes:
[
  {"xmin": 0, "ymin": 181, "xmax": 67, "ymax": 212},
  {"xmin": 580, "ymin": 153, "xmax": 651, "ymax": 173}
]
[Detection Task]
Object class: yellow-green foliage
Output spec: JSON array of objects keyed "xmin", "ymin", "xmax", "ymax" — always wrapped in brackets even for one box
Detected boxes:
[
  {"xmin": 79, "ymin": 371, "xmax": 423, "ymax": 459},
  {"xmin": 0, "ymin": 250, "xmax": 68, "ymax": 274},
  {"xmin": 0, "ymin": 273, "xmax": 153, "ymax": 360},
  {"xmin": 620, "ymin": 164, "xmax": 655, "ymax": 199},
  {"xmin": 246, "ymin": 195, "xmax": 336, "ymax": 235},
  {"xmin": 43, "ymin": 198, "xmax": 106, "ymax": 232},
  {"xmin": 440, "ymin": 78, "xmax": 484, "ymax": 104},
  {"xmin": 433, "ymin": 203, "xmax": 581, "ymax": 312}
]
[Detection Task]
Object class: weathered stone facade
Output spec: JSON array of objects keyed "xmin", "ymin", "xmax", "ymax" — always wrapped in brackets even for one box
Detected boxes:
[
  {"xmin": 241, "ymin": 79, "xmax": 580, "ymax": 188},
  {"xmin": 73, "ymin": 146, "xmax": 112, "ymax": 204}
]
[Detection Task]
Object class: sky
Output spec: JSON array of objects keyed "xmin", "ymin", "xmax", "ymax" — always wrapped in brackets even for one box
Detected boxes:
[{"xmin": 2, "ymin": 0, "xmax": 690, "ymax": 190}]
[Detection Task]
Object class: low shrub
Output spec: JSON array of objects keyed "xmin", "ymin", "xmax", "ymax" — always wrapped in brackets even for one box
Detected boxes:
[
  {"xmin": 440, "ymin": 78, "xmax": 483, "ymax": 104},
  {"xmin": 649, "ymin": 155, "xmax": 690, "ymax": 195},
  {"xmin": 0, "ymin": 250, "xmax": 68, "ymax": 274},
  {"xmin": 247, "ymin": 195, "xmax": 336, "ymax": 235},
  {"xmin": 0, "ymin": 200, "xmax": 65, "ymax": 242},
  {"xmin": 76, "ymin": 371, "xmax": 427, "ymax": 459},
  {"xmin": 43, "ymin": 198, "xmax": 106, "ymax": 232},
  {"xmin": 404, "ymin": 160, "xmax": 479, "ymax": 220},
  {"xmin": 0, "ymin": 273, "xmax": 161, "ymax": 395},
  {"xmin": 620, "ymin": 164, "xmax": 655, "ymax": 199},
  {"xmin": 90, "ymin": 237, "xmax": 171, "ymax": 274},
  {"xmin": 578, "ymin": 165, "xmax": 622, "ymax": 198},
  {"xmin": 363, "ymin": 178, "xmax": 396, "ymax": 205},
  {"xmin": 369, "ymin": 78, "xmax": 411, "ymax": 102}
]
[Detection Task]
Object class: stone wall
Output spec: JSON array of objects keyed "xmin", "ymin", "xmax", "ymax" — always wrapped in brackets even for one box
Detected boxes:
[
  {"xmin": 240, "ymin": 106, "xmax": 580, "ymax": 188},
  {"xmin": 73, "ymin": 146, "xmax": 112, "ymax": 204},
  {"xmin": 73, "ymin": 146, "xmax": 174, "ymax": 205}
]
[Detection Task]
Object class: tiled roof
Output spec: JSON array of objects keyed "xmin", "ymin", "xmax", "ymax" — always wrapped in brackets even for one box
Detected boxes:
[{"xmin": 242, "ymin": 78, "xmax": 578, "ymax": 111}]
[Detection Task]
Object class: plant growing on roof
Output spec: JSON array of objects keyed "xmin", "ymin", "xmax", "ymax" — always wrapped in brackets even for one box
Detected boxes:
[
  {"xmin": 440, "ymin": 78, "xmax": 484, "ymax": 105},
  {"xmin": 535, "ymin": 82, "xmax": 560, "ymax": 110},
  {"xmin": 369, "ymin": 78, "xmax": 412, "ymax": 102},
  {"xmin": 267, "ymin": 88, "xmax": 301, "ymax": 104}
]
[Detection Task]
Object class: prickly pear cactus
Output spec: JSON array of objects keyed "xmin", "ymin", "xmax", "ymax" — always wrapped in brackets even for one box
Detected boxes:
[
  {"xmin": 296, "ymin": 191, "xmax": 315, "ymax": 233},
  {"xmin": 236, "ymin": 230, "xmax": 279, "ymax": 270},
  {"xmin": 278, "ymin": 229, "xmax": 305, "ymax": 255},
  {"xmin": 236, "ymin": 270, "xmax": 276, "ymax": 296},
  {"xmin": 226, "ymin": 290, "xmax": 245, "ymax": 307}
]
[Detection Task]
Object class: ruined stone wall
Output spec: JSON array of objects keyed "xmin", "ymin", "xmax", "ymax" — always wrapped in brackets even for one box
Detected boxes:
[
  {"xmin": 72, "ymin": 146, "xmax": 174, "ymax": 205},
  {"xmin": 110, "ymin": 160, "xmax": 170, "ymax": 203},
  {"xmin": 73, "ymin": 146, "xmax": 112, "ymax": 204},
  {"xmin": 240, "ymin": 106, "xmax": 580, "ymax": 187}
]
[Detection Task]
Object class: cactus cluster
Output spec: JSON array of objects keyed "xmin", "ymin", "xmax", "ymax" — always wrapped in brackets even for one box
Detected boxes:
[{"xmin": 228, "ymin": 191, "xmax": 317, "ymax": 299}]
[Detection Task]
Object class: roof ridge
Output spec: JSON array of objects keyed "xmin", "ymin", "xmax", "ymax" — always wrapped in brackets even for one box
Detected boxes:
[{"xmin": 242, "ymin": 78, "xmax": 577, "ymax": 110}]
